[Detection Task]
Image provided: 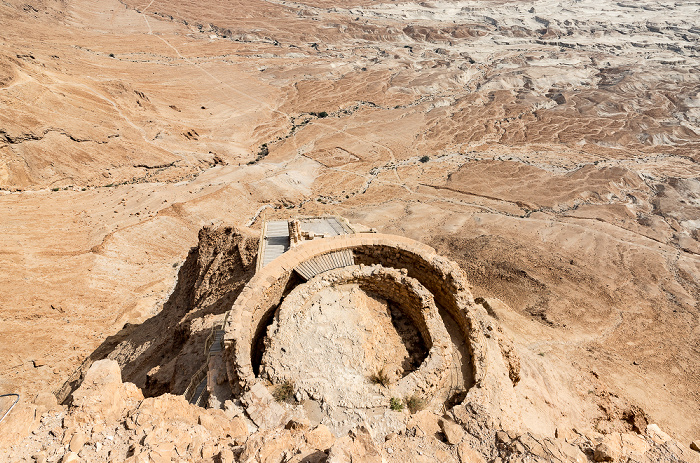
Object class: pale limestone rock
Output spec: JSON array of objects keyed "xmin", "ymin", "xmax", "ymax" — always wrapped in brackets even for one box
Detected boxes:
[
  {"xmin": 440, "ymin": 418, "xmax": 465, "ymax": 445},
  {"xmin": 149, "ymin": 442, "xmax": 176, "ymax": 463},
  {"xmin": 61, "ymin": 452, "xmax": 79, "ymax": 463},
  {"xmin": 458, "ymin": 442, "xmax": 486, "ymax": 463},
  {"xmin": 71, "ymin": 359, "xmax": 143, "ymax": 424},
  {"xmin": 620, "ymin": 432, "xmax": 648, "ymax": 456},
  {"xmin": 327, "ymin": 427, "xmax": 381, "ymax": 463},
  {"xmin": 241, "ymin": 382, "xmax": 285, "ymax": 430},
  {"xmin": 407, "ymin": 410, "xmax": 441, "ymax": 438},
  {"xmin": 196, "ymin": 408, "xmax": 248, "ymax": 443},
  {"xmin": 691, "ymin": 440, "xmax": 700, "ymax": 452},
  {"xmin": 230, "ymin": 415, "xmax": 251, "ymax": 444},
  {"xmin": 305, "ymin": 424, "xmax": 335, "ymax": 450},
  {"xmin": 646, "ymin": 424, "xmax": 671, "ymax": 445},
  {"xmin": 201, "ymin": 441, "xmax": 215, "ymax": 459},
  {"xmin": 599, "ymin": 433, "xmax": 623, "ymax": 461},
  {"xmin": 240, "ymin": 428, "xmax": 294, "ymax": 463},
  {"xmin": 69, "ymin": 431, "xmax": 86, "ymax": 453},
  {"xmin": 135, "ymin": 394, "xmax": 198, "ymax": 428},
  {"xmin": 219, "ymin": 448, "xmax": 235, "ymax": 463}
]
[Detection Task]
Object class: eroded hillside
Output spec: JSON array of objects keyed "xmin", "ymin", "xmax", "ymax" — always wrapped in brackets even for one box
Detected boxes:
[{"xmin": 0, "ymin": 0, "xmax": 699, "ymax": 455}]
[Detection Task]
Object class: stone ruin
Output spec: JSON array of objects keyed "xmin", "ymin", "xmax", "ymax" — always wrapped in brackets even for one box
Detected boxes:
[
  {"xmin": 7, "ymin": 217, "xmax": 699, "ymax": 462},
  {"xmin": 187, "ymin": 216, "xmax": 522, "ymax": 440}
]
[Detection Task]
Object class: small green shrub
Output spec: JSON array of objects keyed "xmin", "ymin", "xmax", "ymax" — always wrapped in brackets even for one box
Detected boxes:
[
  {"xmin": 51, "ymin": 187, "xmax": 59, "ymax": 191},
  {"xmin": 272, "ymin": 380, "xmax": 295, "ymax": 403},
  {"xmin": 419, "ymin": 155, "xmax": 430, "ymax": 163},
  {"xmin": 318, "ymin": 111, "xmax": 328, "ymax": 118},
  {"xmin": 370, "ymin": 368, "xmax": 390, "ymax": 387},
  {"xmin": 390, "ymin": 397, "xmax": 403, "ymax": 411},
  {"xmin": 405, "ymin": 394, "xmax": 425, "ymax": 414}
]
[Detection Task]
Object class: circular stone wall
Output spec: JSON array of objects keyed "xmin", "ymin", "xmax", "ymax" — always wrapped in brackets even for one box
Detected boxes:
[
  {"xmin": 258, "ymin": 265, "xmax": 452, "ymax": 408},
  {"xmin": 223, "ymin": 233, "xmax": 486, "ymax": 410}
]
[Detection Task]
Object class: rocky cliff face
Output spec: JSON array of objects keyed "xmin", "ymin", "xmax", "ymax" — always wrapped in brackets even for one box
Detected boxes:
[{"xmin": 52, "ymin": 224, "xmax": 258, "ymax": 404}]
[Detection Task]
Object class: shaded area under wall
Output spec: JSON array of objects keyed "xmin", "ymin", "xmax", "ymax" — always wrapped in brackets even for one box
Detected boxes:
[{"xmin": 55, "ymin": 225, "xmax": 258, "ymax": 404}]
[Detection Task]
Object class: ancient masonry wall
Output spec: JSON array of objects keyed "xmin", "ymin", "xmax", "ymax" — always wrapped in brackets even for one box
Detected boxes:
[
  {"xmin": 223, "ymin": 234, "xmax": 489, "ymax": 399},
  {"xmin": 264, "ymin": 264, "xmax": 454, "ymax": 398}
]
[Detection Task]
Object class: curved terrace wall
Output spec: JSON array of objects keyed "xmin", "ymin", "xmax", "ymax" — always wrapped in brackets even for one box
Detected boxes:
[
  {"xmin": 260, "ymin": 264, "xmax": 453, "ymax": 399},
  {"xmin": 223, "ymin": 233, "xmax": 486, "ymax": 396}
]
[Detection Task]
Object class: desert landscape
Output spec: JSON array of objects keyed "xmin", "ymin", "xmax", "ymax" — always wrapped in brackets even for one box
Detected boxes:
[{"xmin": 0, "ymin": 0, "xmax": 699, "ymax": 461}]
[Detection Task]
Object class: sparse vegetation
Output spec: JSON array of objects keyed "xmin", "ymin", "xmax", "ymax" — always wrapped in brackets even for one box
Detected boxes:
[
  {"xmin": 370, "ymin": 368, "xmax": 390, "ymax": 387},
  {"xmin": 51, "ymin": 187, "xmax": 59, "ymax": 191},
  {"xmin": 419, "ymin": 155, "xmax": 430, "ymax": 163},
  {"xmin": 389, "ymin": 397, "xmax": 403, "ymax": 411},
  {"xmin": 405, "ymin": 394, "xmax": 425, "ymax": 414},
  {"xmin": 318, "ymin": 111, "xmax": 328, "ymax": 118},
  {"xmin": 272, "ymin": 380, "xmax": 295, "ymax": 403}
]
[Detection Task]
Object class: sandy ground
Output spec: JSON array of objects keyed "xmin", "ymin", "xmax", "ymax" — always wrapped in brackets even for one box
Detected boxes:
[{"xmin": 0, "ymin": 0, "xmax": 698, "ymax": 447}]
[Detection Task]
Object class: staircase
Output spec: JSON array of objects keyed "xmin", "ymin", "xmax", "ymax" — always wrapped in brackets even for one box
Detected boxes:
[
  {"xmin": 183, "ymin": 314, "xmax": 229, "ymax": 407},
  {"xmin": 294, "ymin": 249, "xmax": 355, "ymax": 280},
  {"xmin": 256, "ymin": 220, "xmax": 291, "ymax": 272}
]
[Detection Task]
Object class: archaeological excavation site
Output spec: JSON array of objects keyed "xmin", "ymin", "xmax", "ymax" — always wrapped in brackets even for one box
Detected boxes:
[
  {"xmin": 4, "ymin": 217, "xmax": 699, "ymax": 463},
  {"xmin": 2, "ymin": 0, "xmax": 700, "ymax": 461},
  {"xmin": 195, "ymin": 216, "xmax": 519, "ymax": 438}
]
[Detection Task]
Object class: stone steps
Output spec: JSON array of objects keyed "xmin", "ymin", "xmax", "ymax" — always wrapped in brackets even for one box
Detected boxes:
[
  {"xmin": 294, "ymin": 250, "xmax": 354, "ymax": 280},
  {"xmin": 189, "ymin": 377, "xmax": 207, "ymax": 405},
  {"xmin": 259, "ymin": 220, "xmax": 290, "ymax": 269}
]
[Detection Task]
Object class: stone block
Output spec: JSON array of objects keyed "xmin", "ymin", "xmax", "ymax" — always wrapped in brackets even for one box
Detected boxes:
[
  {"xmin": 440, "ymin": 418, "xmax": 466, "ymax": 445},
  {"xmin": 305, "ymin": 424, "xmax": 335, "ymax": 450},
  {"xmin": 458, "ymin": 442, "xmax": 486, "ymax": 463}
]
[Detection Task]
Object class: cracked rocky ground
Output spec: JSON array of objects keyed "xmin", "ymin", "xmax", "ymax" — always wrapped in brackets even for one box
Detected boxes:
[{"xmin": 0, "ymin": 0, "xmax": 699, "ymax": 458}]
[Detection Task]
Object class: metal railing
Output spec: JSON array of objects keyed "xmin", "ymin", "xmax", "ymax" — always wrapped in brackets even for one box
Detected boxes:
[
  {"xmin": 0, "ymin": 393, "xmax": 19, "ymax": 424},
  {"xmin": 183, "ymin": 311, "xmax": 230, "ymax": 404}
]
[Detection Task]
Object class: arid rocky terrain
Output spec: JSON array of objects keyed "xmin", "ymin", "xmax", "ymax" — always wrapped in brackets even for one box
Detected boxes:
[{"xmin": 1, "ymin": 0, "xmax": 699, "ymax": 461}]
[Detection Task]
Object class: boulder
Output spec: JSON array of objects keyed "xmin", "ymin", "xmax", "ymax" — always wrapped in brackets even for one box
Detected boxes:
[
  {"xmin": 69, "ymin": 431, "xmax": 86, "ymax": 453},
  {"xmin": 458, "ymin": 442, "xmax": 486, "ymax": 463},
  {"xmin": 219, "ymin": 448, "xmax": 235, "ymax": 463},
  {"xmin": 241, "ymin": 382, "xmax": 285, "ymax": 430},
  {"xmin": 646, "ymin": 424, "xmax": 671, "ymax": 445},
  {"xmin": 593, "ymin": 443, "xmax": 616, "ymax": 462},
  {"xmin": 620, "ymin": 432, "xmax": 648, "ymax": 456},
  {"xmin": 71, "ymin": 359, "xmax": 143, "ymax": 424},
  {"xmin": 239, "ymin": 428, "xmax": 294, "ymax": 463},
  {"xmin": 305, "ymin": 424, "xmax": 335, "ymax": 450},
  {"xmin": 408, "ymin": 410, "xmax": 442, "ymax": 439},
  {"xmin": 327, "ymin": 427, "xmax": 381, "ymax": 463},
  {"xmin": 440, "ymin": 418, "xmax": 465, "ymax": 445}
]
